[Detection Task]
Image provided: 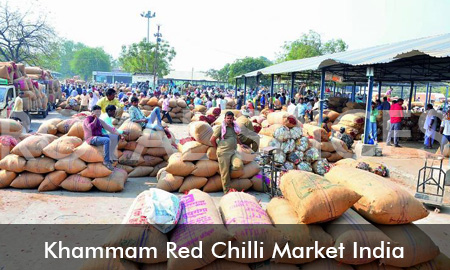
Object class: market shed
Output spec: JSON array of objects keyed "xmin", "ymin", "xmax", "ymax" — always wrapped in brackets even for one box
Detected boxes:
[{"xmin": 239, "ymin": 33, "xmax": 450, "ymax": 142}]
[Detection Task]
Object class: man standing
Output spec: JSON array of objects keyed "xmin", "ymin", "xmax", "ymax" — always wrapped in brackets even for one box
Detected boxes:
[
  {"xmin": 79, "ymin": 90, "xmax": 90, "ymax": 112},
  {"xmin": 83, "ymin": 105, "xmax": 124, "ymax": 170},
  {"xmin": 423, "ymin": 104, "xmax": 437, "ymax": 149},
  {"xmin": 386, "ymin": 99, "xmax": 404, "ymax": 147},
  {"xmin": 296, "ymin": 98, "xmax": 307, "ymax": 123},
  {"xmin": 210, "ymin": 111, "xmax": 241, "ymax": 193},
  {"xmin": 10, "ymin": 91, "xmax": 31, "ymax": 132},
  {"xmin": 96, "ymin": 88, "xmax": 123, "ymax": 114},
  {"xmin": 88, "ymin": 90, "xmax": 99, "ymax": 111},
  {"xmin": 370, "ymin": 102, "xmax": 379, "ymax": 143},
  {"xmin": 161, "ymin": 94, "xmax": 173, "ymax": 124},
  {"xmin": 287, "ymin": 98, "xmax": 298, "ymax": 117},
  {"xmin": 380, "ymin": 96, "xmax": 391, "ymax": 110}
]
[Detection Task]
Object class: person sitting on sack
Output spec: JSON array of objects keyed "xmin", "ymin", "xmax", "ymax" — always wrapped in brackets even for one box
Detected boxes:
[
  {"xmin": 96, "ymin": 88, "xmax": 124, "ymax": 114},
  {"xmin": 236, "ymin": 110, "xmax": 259, "ymax": 152},
  {"xmin": 210, "ymin": 111, "xmax": 242, "ymax": 193},
  {"xmin": 128, "ymin": 97, "xmax": 171, "ymax": 137},
  {"xmin": 83, "ymin": 105, "xmax": 125, "ymax": 171},
  {"xmin": 10, "ymin": 91, "xmax": 31, "ymax": 133}
]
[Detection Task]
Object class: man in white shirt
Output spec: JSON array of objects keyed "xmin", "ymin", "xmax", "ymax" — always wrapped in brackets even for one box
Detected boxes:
[
  {"xmin": 220, "ymin": 95, "xmax": 227, "ymax": 110},
  {"xmin": 287, "ymin": 98, "xmax": 298, "ymax": 117},
  {"xmin": 424, "ymin": 104, "xmax": 437, "ymax": 149},
  {"xmin": 79, "ymin": 90, "xmax": 90, "ymax": 112}
]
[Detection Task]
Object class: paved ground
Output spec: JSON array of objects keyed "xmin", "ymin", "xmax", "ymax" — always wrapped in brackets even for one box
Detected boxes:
[{"xmin": 1, "ymin": 110, "xmax": 450, "ymax": 255}]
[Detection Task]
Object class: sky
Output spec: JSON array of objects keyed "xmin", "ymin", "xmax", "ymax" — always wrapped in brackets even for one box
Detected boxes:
[{"xmin": 5, "ymin": 0, "xmax": 450, "ymax": 72}]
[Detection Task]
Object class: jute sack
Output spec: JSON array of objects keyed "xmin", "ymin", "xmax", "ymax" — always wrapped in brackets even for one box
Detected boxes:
[
  {"xmin": 325, "ymin": 166, "xmax": 429, "ymax": 224},
  {"xmin": 229, "ymin": 178, "xmax": 252, "ymax": 191},
  {"xmin": 0, "ymin": 135, "xmax": 18, "ymax": 159},
  {"xmin": 219, "ymin": 192, "xmax": 287, "ymax": 263},
  {"xmin": 0, "ymin": 154, "xmax": 26, "ymax": 173},
  {"xmin": 25, "ymin": 157, "xmax": 55, "ymax": 174},
  {"xmin": 181, "ymin": 141, "xmax": 209, "ymax": 161},
  {"xmin": 203, "ymin": 174, "xmax": 222, "ymax": 193},
  {"xmin": 192, "ymin": 160, "xmax": 219, "ymax": 177},
  {"xmin": 168, "ymin": 189, "xmax": 231, "ymax": 270},
  {"xmin": 301, "ymin": 259, "xmax": 354, "ymax": 270},
  {"xmin": 165, "ymin": 152, "xmax": 196, "ymax": 176},
  {"xmin": 141, "ymin": 263, "xmax": 168, "ymax": 270},
  {"xmin": 259, "ymin": 124, "xmax": 283, "ymax": 137},
  {"xmin": 60, "ymin": 175, "xmax": 93, "ymax": 192},
  {"xmin": 231, "ymin": 168, "xmax": 245, "ymax": 179},
  {"xmin": 267, "ymin": 197, "xmax": 334, "ymax": 264},
  {"xmin": 73, "ymin": 143, "xmax": 103, "ymax": 163},
  {"xmin": 102, "ymin": 225, "xmax": 168, "ymax": 264},
  {"xmin": 119, "ymin": 121, "xmax": 142, "ymax": 141},
  {"xmin": 137, "ymin": 129, "xmax": 165, "ymax": 147},
  {"xmin": 80, "ymin": 256, "xmax": 140, "ymax": 270},
  {"xmin": 355, "ymin": 262, "xmax": 402, "ymax": 270},
  {"xmin": 177, "ymin": 99, "xmax": 187, "ymax": 108},
  {"xmin": 37, "ymin": 119, "xmax": 60, "ymax": 134},
  {"xmin": 189, "ymin": 121, "xmax": 213, "ymax": 146},
  {"xmin": 179, "ymin": 176, "xmax": 208, "ymax": 193},
  {"xmin": 128, "ymin": 166, "xmax": 153, "ymax": 177},
  {"xmin": 119, "ymin": 150, "xmax": 144, "ymax": 166},
  {"xmin": 377, "ymin": 224, "xmax": 440, "ymax": 268},
  {"xmin": 66, "ymin": 121, "xmax": 84, "ymax": 139},
  {"xmin": 280, "ymin": 170, "xmax": 361, "ymax": 224},
  {"xmin": 240, "ymin": 161, "xmax": 260, "ymax": 179},
  {"xmin": 11, "ymin": 134, "xmax": 57, "ymax": 159},
  {"xmin": 267, "ymin": 111, "xmax": 297, "ymax": 128},
  {"xmin": 314, "ymin": 109, "xmax": 341, "ymax": 122},
  {"xmin": 141, "ymin": 155, "xmax": 163, "ymax": 166},
  {"xmin": 156, "ymin": 168, "xmax": 184, "ymax": 192},
  {"xmin": 0, "ymin": 119, "xmax": 23, "ymax": 134},
  {"xmin": 54, "ymin": 155, "xmax": 87, "ymax": 174},
  {"xmin": 231, "ymin": 153, "xmax": 244, "ymax": 171},
  {"xmin": 199, "ymin": 260, "xmax": 250, "ymax": 270},
  {"xmin": 10, "ymin": 172, "xmax": 44, "ymax": 188},
  {"xmin": 123, "ymin": 141, "xmax": 146, "ymax": 153},
  {"xmin": 146, "ymin": 147, "xmax": 170, "ymax": 157},
  {"xmin": 80, "ymin": 163, "xmax": 112, "ymax": 178},
  {"xmin": 303, "ymin": 124, "xmax": 329, "ymax": 142},
  {"xmin": 250, "ymin": 174, "xmax": 269, "ymax": 192},
  {"xmin": 325, "ymin": 209, "xmax": 394, "ymax": 265},
  {"xmin": 56, "ymin": 119, "xmax": 80, "ymax": 134},
  {"xmin": 0, "ymin": 170, "xmax": 17, "ymax": 188},
  {"xmin": 93, "ymin": 168, "xmax": 128, "ymax": 192},
  {"xmin": 116, "ymin": 164, "xmax": 134, "ymax": 173},
  {"xmin": 207, "ymin": 147, "xmax": 218, "ymax": 160},
  {"xmin": 150, "ymin": 161, "xmax": 167, "ymax": 177},
  {"xmin": 43, "ymin": 136, "xmax": 83, "ymax": 159},
  {"xmin": 237, "ymin": 144, "xmax": 256, "ymax": 164},
  {"xmin": 38, "ymin": 171, "xmax": 67, "ymax": 192},
  {"xmin": 147, "ymin": 96, "xmax": 159, "ymax": 106},
  {"xmin": 250, "ymin": 262, "xmax": 299, "ymax": 270}
]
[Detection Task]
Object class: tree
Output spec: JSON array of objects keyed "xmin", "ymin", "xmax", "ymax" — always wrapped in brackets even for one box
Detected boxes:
[
  {"xmin": 70, "ymin": 47, "xmax": 111, "ymax": 81},
  {"xmin": 0, "ymin": 2, "xmax": 57, "ymax": 64},
  {"xmin": 228, "ymin": 57, "xmax": 272, "ymax": 84},
  {"xmin": 119, "ymin": 39, "xmax": 176, "ymax": 77},
  {"xmin": 278, "ymin": 30, "xmax": 348, "ymax": 62}
]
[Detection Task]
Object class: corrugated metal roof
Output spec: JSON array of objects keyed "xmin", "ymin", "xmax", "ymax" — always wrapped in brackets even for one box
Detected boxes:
[
  {"xmin": 240, "ymin": 33, "xmax": 450, "ymax": 78},
  {"xmin": 164, "ymin": 70, "xmax": 217, "ymax": 81}
]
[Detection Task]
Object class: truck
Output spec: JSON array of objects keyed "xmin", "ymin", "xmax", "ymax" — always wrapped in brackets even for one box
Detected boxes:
[{"xmin": 0, "ymin": 78, "xmax": 49, "ymax": 119}]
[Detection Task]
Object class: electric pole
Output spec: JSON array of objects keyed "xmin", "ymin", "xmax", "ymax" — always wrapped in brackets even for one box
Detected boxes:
[
  {"xmin": 153, "ymin": 25, "xmax": 162, "ymax": 90},
  {"xmin": 140, "ymin": 10, "xmax": 156, "ymax": 43}
]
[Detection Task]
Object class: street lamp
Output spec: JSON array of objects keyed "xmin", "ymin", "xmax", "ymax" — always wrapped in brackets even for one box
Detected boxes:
[{"xmin": 140, "ymin": 11, "xmax": 156, "ymax": 43}]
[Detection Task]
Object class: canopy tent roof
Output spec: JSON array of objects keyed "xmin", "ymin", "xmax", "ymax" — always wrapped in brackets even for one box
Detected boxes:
[{"xmin": 240, "ymin": 33, "xmax": 450, "ymax": 82}]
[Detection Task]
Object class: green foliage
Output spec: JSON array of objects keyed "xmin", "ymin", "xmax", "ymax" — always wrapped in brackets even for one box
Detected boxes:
[
  {"xmin": 278, "ymin": 30, "xmax": 348, "ymax": 62},
  {"xmin": 212, "ymin": 57, "xmax": 272, "ymax": 84},
  {"xmin": 70, "ymin": 47, "xmax": 111, "ymax": 81},
  {"xmin": 118, "ymin": 39, "xmax": 176, "ymax": 77}
]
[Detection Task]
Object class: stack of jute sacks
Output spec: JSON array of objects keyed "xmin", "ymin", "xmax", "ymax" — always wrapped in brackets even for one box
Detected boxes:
[
  {"xmin": 157, "ymin": 121, "xmax": 262, "ymax": 193},
  {"xmin": 81, "ymin": 187, "xmax": 449, "ymax": 270},
  {"xmin": 273, "ymin": 168, "xmax": 443, "ymax": 269},
  {"xmin": 336, "ymin": 157, "xmax": 389, "ymax": 177},
  {"xmin": 0, "ymin": 133, "xmax": 128, "ymax": 192},
  {"xmin": 259, "ymin": 111, "xmax": 332, "ymax": 175},
  {"xmin": 190, "ymin": 106, "xmax": 222, "ymax": 125},
  {"xmin": 331, "ymin": 112, "xmax": 366, "ymax": 140},
  {"xmin": 138, "ymin": 96, "xmax": 190, "ymax": 124},
  {"xmin": 0, "ymin": 118, "xmax": 177, "ymax": 192}
]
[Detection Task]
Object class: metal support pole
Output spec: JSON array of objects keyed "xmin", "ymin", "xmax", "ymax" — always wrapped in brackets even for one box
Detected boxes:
[
  {"xmin": 319, "ymin": 69, "xmax": 326, "ymax": 125},
  {"xmin": 445, "ymin": 86, "xmax": 449, "ymax": 111},
  {"xmin": 333, "ymin": 82, "xmax": 336, "ymax": 97},
  {"xmin": 290, "ymin": 72, "xmax": 295, "ymax": 102},
  {"xmin": 408, "ymin": 81, "xmax": 414, "ymax": 110},
  {"xmin": 235, "ymin": 78, "xmax": 238, "ymax": 99},
  {"xmin": 243, "ymin": 77, "xmax": 247, "ymax": 105},
  {"xmin": 428, "ymin": 85, "xmax": 433, "ymax": 104},
  {"xmin": 352, "ymin": 82, "xmax": 356, "ymax": 102},
  {"xmin": 414, "ymin": 85, "xmax": 417, "ymax": 100},
  {"xmin": 401, "ymin": 86, "xmax": 404, "ymax": 99},
  {"xmin": 270, "ymin": 74, "xmax": 274, "ymax": 109},
  {"xmin": 363, "ymin": 76, "xmax": 374, "ymax": 144},
  {"xmin": 425, "ymin": 83, "xmax": 430, "ymax": 105},
  {"xmin": 378, "ymin": 81, "xmax": 382, "ymax": 100}
]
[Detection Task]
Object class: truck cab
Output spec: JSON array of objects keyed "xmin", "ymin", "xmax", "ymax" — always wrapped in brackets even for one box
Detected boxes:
[{"xmin": 0, "ymin": 83, "xmax": 17, "ymax": 118}]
